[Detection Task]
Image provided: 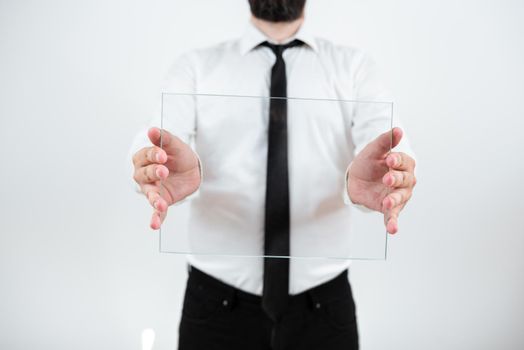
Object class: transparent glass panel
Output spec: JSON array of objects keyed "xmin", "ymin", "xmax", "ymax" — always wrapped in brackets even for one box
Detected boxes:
[{"xmin": 159, "ymin": 93, "xmax": 393, "ymax": 260}]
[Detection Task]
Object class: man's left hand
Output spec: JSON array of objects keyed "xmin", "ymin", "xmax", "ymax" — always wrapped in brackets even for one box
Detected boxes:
[{"xmin": 347, "ymin": 127, "xmax": 417, "ymax": 234}]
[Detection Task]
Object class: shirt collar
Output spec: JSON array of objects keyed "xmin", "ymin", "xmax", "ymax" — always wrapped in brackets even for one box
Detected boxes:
[{"xmin": 239, "ymin": 19, "xmax": 318, "ymax": 55}]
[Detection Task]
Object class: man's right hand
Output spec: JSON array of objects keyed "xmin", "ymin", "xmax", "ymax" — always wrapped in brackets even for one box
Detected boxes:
[{"xmin": 132, "ymin": 127, "xmax": 201, "ymax": 230}]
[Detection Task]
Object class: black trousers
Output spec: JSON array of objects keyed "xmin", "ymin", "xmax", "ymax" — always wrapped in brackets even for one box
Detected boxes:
[{"xmin": 178, "ymin": 266, "xmax": 359, "ymax": 350}]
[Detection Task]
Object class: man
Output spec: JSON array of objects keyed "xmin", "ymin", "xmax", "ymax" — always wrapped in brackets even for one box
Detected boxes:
[{"xmin": 130, "ymin": 0, "xmax": 416, "ymax": 349}]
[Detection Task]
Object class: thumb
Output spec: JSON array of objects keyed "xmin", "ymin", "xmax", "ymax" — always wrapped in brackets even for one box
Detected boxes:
[
  {"xmin": 368, "ymin": 127, "xmax": 403, "ymax": 156},
  {"xmin": 147, "ymin": 127, "xmax": 162, "ymax": 146},
  {"xmin": 147, "ymin": 127, "xmax": 184, "ymax": 155}
]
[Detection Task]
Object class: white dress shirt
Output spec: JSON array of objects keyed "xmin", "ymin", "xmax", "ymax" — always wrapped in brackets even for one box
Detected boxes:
[{"xmin": 130, "ymin": 20, "xmax": 412, "ymax": 295}]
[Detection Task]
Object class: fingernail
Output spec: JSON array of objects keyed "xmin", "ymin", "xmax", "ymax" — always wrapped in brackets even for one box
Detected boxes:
[
  {"xmin": 155, "ymin": 153, "xmax": 161, "ymax": 162},
  {"xmin": 154, "ymin": 201, "xmax": 158, "ymax": 209},
  {"xmin": 389, "ymin": 175, "xmax": 396, "ymax": 186},
  {"xmin": 156, "ymin": 168, "xmax": 162, "ymax": 178}
]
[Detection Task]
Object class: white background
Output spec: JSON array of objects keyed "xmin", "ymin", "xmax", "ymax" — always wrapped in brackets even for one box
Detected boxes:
[{"xmin": 1, "ymin": 0, "xmax": 523, "ymax": 349}]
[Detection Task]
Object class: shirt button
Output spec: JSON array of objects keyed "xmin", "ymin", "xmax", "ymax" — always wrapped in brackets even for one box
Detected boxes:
[
  {"xmin": 222, "ymin": 300, "xmax": 229, "ymax": 307},
  {"xmin": 315, "ymin": 302, "xmax": 321, "ymax": 309}
]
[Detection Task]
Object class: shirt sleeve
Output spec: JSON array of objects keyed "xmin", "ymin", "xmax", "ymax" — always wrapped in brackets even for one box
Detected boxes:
[
  {"xmin": 343, "ymin": 52, "xmax": 415, "ymax": 207},
  {"xmin": 127, "ymin": 53, "xmax": 202, "ymax": 202}
]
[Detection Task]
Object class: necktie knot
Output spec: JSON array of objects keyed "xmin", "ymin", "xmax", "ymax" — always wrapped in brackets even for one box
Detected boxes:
[{"xmin": 260, "ymin": 39, "xmax": 304, "ymax": 57}]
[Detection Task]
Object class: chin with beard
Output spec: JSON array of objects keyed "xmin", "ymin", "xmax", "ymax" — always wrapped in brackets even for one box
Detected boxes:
[{"xmin": 248, "ymin": 0, "xmax": 306, "ymax": 22}]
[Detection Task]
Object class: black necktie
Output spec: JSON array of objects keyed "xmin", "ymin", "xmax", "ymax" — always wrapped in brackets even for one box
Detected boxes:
[{"xmin": 260, "ymin": 39, "xmax": 303, "ymax": 323}]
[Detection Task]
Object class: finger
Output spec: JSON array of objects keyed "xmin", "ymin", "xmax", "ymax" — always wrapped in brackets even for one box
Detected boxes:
[
  {"xmin": 382, "ymin": 188, "xmax": 412, "ymax": 210},
  {"xmin": 382, "ymin": 170, "xmax": 417, "ymax": 189},
  {"xmin": 148, "ymin": 127, "xmax": 184, "ymax": 155},
  {"xmin": 133, "ymin": 163, "xmax": 169, "ymax": 184},
  {"xmin": 141, "ymin": 184, "xmax": 168, "ymax": 213},
  {"xmin": 386, "ymin": 152, "xmax": 416, "ymax": 171},
  {"xmin": 369, "ymin": 127, "xmax": 403, "ymax": 156},
  {"xmin": 150, "ymin": 209, "xmax": 167, "ymax": 230},
  {"xmin": 132, "ymin": 146, "xmax": 168, "ymax": 168},
  {"xmin": 386, "ymin": 206, "xmax": 401, "ymax": 234}
]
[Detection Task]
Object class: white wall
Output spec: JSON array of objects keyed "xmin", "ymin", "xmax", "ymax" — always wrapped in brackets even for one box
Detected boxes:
[{"xmin": 1, "ymin": 0, "xmax": 523, "ymax": 349}]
